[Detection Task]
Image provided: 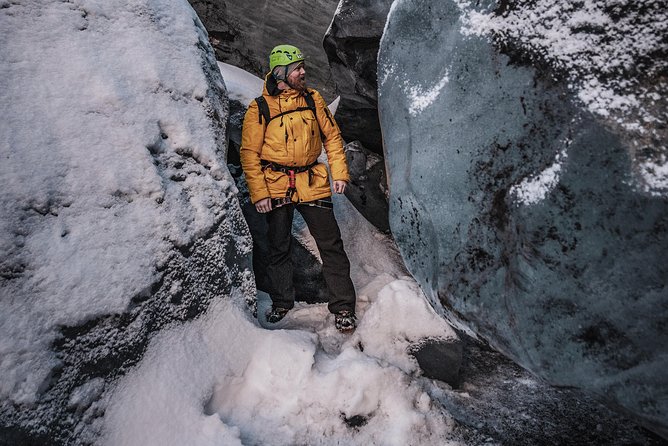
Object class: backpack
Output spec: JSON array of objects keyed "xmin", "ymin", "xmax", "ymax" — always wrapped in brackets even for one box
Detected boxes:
[{"xmin": 254, "ymin": 90, "xmax": 334, "ymax": 141}]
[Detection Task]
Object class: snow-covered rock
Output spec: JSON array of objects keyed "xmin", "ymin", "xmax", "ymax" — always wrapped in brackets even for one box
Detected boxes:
[
  {"xmin": 378, "ymin": 0, "xmax": 668, "ymax": 438},
  {"xmin": 323, "ymin": 0, "xmax": 393, "ymax": 154},
  {"xmin": 0, "ymin": 0, "xmax": 253, "ymax": 443}
]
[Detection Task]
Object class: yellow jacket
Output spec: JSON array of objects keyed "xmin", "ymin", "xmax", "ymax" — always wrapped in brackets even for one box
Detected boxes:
[{"xmin": 240, "ymin": 75, "xmax": 349, "ymax": 204}]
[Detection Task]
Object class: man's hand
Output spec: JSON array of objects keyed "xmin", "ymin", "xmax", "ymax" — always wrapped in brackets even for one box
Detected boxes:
[
  {"xmin": 255, "ymin": 198, "xmax": 273, "ymax": 213},
  {"xmin": 333, "ymin": 180, "xmax": 347, "ymax": 194}
]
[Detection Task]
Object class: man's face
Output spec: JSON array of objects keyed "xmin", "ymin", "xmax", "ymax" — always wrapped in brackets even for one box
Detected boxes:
[{"xmin": 286, "ymin": 62, "xmax": 306, "ymax": 92}]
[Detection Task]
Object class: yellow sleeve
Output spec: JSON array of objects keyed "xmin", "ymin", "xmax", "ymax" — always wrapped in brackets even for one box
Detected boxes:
[
  {"xmin": 240, "ymin": 100, "xmax": 271, "ymax": 204},
  {"xmin": 312, "ymin": 90, "xmax": 350, "ymax": 183}
]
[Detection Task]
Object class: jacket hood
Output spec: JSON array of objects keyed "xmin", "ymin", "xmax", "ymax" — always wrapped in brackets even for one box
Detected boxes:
[{"xmin": 263, "ymin": 72, "xmax": 281, "ymax": 96}]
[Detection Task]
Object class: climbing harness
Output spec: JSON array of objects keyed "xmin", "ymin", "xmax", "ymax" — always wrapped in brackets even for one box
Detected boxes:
[{"xmin": 260, "ymin": 160, "xmax": 333, "ymax": 210}]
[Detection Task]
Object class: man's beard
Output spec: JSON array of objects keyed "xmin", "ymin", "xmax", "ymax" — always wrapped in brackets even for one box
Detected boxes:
[{"xmin": 288, "ymin": 76, "xmax": 306, "ymax": 93}]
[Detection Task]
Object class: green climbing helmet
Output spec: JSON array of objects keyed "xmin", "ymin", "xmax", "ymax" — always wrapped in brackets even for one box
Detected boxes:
[{"xmin": 269, "ymin": 44, "xmax": 305, "ymax": 71}]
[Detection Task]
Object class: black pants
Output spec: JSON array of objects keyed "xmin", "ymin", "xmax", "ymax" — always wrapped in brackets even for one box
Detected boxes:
[{"xmin": 265, "ymin": 202, "xmax": 356, "ymax": 313}]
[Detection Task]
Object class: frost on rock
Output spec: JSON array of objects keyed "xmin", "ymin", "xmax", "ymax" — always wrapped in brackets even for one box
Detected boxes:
[
  {"xmin": 454, "ymin": 0, "xmax": 668, "ymax": 195},
  {"xmin": 378, "ymin": 0, "xmax": 668, "ymax": 438},
  {"xmin": 0, "ymin": 0, "xmax": 253, "ymax": 443}
]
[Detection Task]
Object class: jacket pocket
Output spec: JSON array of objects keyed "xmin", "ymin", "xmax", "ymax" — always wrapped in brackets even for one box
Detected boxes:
[
  {"xmin": 302, "ymin": 114, "xmax": 322, "ymax": 154},
  {"xmin": 308, "ymin": 163, "xmax": 331, "ymax": 195},
  {"xmin": 263, "ymin": 168, "xmax": 289, "ymax": 197},
  {"xmin": 264, "ymin": 122, "xmax": 289, "ymax": 157}
]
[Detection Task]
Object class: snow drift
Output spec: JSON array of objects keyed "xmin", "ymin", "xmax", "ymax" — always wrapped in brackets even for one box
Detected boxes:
[{"xmin": 102, "ymin": 192, "xmax": 461, "ymax": 446}]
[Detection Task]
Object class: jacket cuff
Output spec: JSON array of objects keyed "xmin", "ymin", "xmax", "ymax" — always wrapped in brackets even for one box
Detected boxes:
[
  {"xmin": 250, "ymin": 191, "xmax": 271, "ymax": 204},
  {"xmin": 331, "ymin": 175, "xmax": 350, "ymax": 183}
]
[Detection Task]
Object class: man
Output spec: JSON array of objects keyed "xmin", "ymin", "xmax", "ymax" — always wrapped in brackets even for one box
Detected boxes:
[{"xmin": 240, "ymin": 44, "xmax": 357, "ymax": 332}]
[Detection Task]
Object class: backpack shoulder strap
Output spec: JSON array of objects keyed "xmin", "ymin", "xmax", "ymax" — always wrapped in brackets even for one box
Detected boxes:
[
  {"xmin": 254, "ymin": 92, "xmax": 330, "ymax": 141},
  {"xmin": 304, "ymin": 90, "xmax": 331, "ymax": 141},
  {"xmin": 254, "ymin": 96, "xmax": 271, "ymax": 125},
  {"xmin": 304, "ymin": 90, "xmax": 316, "ymax": 114}
]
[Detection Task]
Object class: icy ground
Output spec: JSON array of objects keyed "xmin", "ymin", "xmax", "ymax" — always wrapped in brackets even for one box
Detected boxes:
[{"xmin": 102, "ymin": 194, "xmax": 461, "ymax": 446}]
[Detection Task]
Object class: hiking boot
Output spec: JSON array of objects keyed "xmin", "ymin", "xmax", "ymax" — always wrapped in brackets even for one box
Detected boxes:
[
  {"xmin": 266, "ymin": 306, "xmax": 290, "ymax": 323},
  {"xmin": 334, "ymin": 311, "xmax": 356, "ymax": 332}
]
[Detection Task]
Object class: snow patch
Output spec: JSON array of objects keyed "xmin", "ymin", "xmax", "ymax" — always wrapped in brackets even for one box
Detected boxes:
[
  {"xmin": 354, "ymin": 278, "xmax": 455, "ymax": 374},
  {"xmin": 406, "ymin": 73, "xmax": 450, "ymax": 116},
  {"xmin": 638, "ymin": 153, "xmax": 668, "ymax": 194},
  {"xmin": 68, "ymin": 378, "xmax": 105, "ymax": 412},
  {"xmin": 328, "ymin": 95, "xmax": 341, "ymax": 116},
  {"xmin": 510, "ymin": 148, "xmax": 569, "ymax": 206},
  {"xmin": 217, "ymin": 61, "xmax": 264, "ymax": 106}
]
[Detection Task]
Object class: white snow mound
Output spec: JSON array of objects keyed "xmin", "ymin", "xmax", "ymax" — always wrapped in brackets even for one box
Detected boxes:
[{"xmin": 0, "ymin": 0, "xmax": 236, "ymax": 405}]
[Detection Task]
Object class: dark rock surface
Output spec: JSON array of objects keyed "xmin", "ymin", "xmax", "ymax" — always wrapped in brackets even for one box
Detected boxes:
[
  {"xmin": 378, "ymin": 0, "xmax": 668, "ymax": 438},
  {"xmin": 189, "ymin": 0, "xmax": 340, "ymax": 101},
  {"xmin": 323, "ymin": 0, "xmax": 393, "ymax": 154},
  {"xmin": 430, "ymin": 333, "xmax": 666, "ymax": 446},
  {"xmin": 344, "ymin": 140, "xmax": 390, "ymax": 233},
  {"xmin": 410, "ymin": 337, "xmax": 463, "ymax": 387}
]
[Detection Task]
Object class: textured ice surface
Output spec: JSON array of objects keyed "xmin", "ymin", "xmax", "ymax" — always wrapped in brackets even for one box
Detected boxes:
[{"xmin": 378, "ymin": 0, "xmax": 668, "ymax": 437}]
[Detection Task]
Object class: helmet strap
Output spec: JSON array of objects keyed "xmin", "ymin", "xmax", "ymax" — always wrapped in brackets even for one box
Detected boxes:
[{"xmin": 272, "ymin": 66, "xmax": 287, "ymax": 83}]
